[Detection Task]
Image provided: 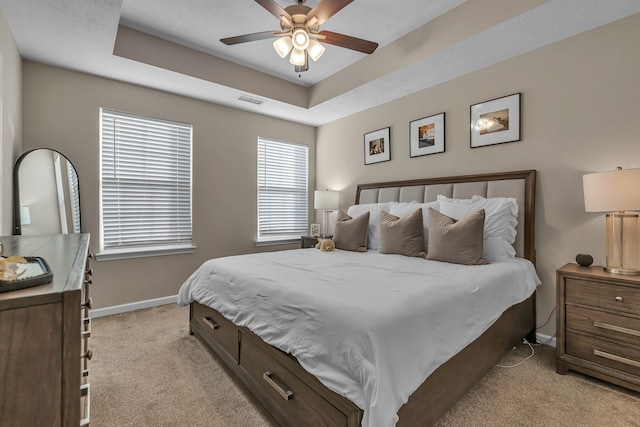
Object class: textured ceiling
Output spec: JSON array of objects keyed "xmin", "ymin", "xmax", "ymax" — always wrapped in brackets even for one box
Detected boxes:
[{"xmin": 1, "ymin": 0, "xmax": 639, "ymax": 126}]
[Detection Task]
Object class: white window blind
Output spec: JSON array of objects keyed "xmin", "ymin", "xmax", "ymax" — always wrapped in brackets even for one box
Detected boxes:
[
  {"xmin": 99, "ymin": 109, "xmax": 193, "ymax": 258},
  {"xmin": 257, "ymin": 137, "xmax": 308, "ymax": 242}
]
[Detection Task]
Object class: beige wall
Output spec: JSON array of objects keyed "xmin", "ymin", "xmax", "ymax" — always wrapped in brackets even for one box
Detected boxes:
[
  {"xmin": 316, "ymin": 14, "xmax": 640, "ymax": 338},
  {"xmin": 0, "ymin": 6, "xmax": 22, "ymax": 234},
  {"xmin": 22, "ymin": 62, "xmax": 315, "ymax": 308}
]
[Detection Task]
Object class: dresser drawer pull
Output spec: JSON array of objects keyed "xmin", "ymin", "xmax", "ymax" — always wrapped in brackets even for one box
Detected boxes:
[
  {"xmin": 81, "ymin": 349, "xmax": 93, "ymax": 360},
  {"xmin": 594, "ymin": 320, "xmax": 640, "ymax": 337},
  {"xmin": 593, "ymin": 349, "xmax": 640, "ymax": 368},
  {"xmin": 82, "ymin": 297, "xmax": 93, "ymax": 310},
  {"xmin": 263, "ymin": 371, "xmax": 293, "ymax": 401},
  {"xmin": 80, "ymin": 382, "xmax": 90, "ymax": 426},
  {"xmin": 203, "ymin": 316, "xmax": 219, "ymax": 330},
  {"xmin": 85, "ymin": 267, "xmax": 93, "ymax": 276},
  {"xmin": 614, "ymin": 296, "xmax": 623, "ymax": 302},
  {"xmin": 82, "ymin": 317, "xmax": 91, "ymax": 338}
]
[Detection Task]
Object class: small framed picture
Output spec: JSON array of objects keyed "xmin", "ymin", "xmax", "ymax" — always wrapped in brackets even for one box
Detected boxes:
[
  {"xmin": 309, "ymin": 223, "xmax": 321, "ymax": 238},
  {"xmin": 470, "ymin": 92, "xmax": 521, "ymax": 148},
  {"xmin": 364, "ymin": 127, "xmax": 391, "ymax": 165},
  {"xmin": 409, "ymin": 112, "xmax": 445, "ymax": 157}
]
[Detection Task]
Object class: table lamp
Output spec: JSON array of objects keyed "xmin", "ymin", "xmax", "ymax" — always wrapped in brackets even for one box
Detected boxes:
[
  {"xmin": 583, "ymin": 167, "xmax": 640, "ymax": 275},
  {"xmin": 314, "ymin": 190, "xmax": 339, "ymax": 239}
]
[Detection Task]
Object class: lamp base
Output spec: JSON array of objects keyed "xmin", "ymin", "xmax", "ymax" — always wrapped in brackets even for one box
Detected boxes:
[
  {"xmin": 604, "ymin": 212, "xmax": 639, "ymax": 275},
  {"xmin": 603, "ymin": 266, "xmax": 640, "ymax": 276}
]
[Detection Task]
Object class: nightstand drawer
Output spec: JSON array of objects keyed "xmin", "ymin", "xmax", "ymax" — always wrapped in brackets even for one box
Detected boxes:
[
  {"xmin": 566, "ymin": 332, "xmax": 640, "ymax": 377},
  {"xmin": 565, "ymin": 278, "xmax": 640, "ymax": 314},
  {"xmin": 566, "ymin": 305, "xmax": 640, "ymax": 347}
]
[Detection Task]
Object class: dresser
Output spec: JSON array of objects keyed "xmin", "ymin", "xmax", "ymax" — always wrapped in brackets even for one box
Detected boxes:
[
  {"xmin": 0, "ymin": 234, "xmax": 92, "ymax": 426},
  {"xmin": 556, "ymin": 263, "xmax": 640, "ymax": 392}
]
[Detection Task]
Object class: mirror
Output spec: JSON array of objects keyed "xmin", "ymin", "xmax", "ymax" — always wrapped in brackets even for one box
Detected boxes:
[{"xmin": 13, "ymin": 149, "xmax": 81, "ymax": 235}]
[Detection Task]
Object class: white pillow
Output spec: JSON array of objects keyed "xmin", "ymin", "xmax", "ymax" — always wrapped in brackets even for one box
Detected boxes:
[
  {"xmin": 437, "ymin": 195, "xmax": 518, "ymax": 261},
  {"xmin": 347, "ymin": 202, "xmax": 394, "ymax": 250},
  {"xmin": 389, "ymin": 201, "xmax": 439, "ymax": 250}
]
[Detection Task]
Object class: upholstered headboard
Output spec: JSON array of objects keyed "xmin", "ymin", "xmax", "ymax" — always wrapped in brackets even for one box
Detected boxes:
[{"xmin": 355, "ymin": 170, "xmax": 536, "ymax": 263}]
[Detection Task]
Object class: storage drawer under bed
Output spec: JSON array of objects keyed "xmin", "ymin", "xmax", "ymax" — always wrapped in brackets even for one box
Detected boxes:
[
  {"xmin": 239, "ymin": 332, "xmax": 353, "ymax": 427},
  {"xmin": 191, "ymin": 303, "xmax": 239, "ymax": 362}
]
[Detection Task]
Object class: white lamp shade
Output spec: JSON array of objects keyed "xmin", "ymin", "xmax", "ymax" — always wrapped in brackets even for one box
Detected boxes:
[
  {"xmin": 583, "ymin": 168, "xmax": 640, "ymax": 212},
  {"xmin": 314, "ymin": 190, "xmax": 339, "ymax": 210},
  {"xmin": 307, "ymin": 39, "xmax": 325, "ymax": 61},
  {"xmin": 273, "ymin": 37, "xmax": 293, "ymax": 58},
  {"xmin": 289, "ymin": 48, "xmax": 306, "ymax": 66}
]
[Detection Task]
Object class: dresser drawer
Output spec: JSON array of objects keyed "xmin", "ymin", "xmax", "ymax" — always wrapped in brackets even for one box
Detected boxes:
[
  {"xmin": 239, "ymin": 333, "xmax": 350, "ymax": 427},
  {"xmin": 566, "ymin": 305, "xmax": 640, "ymax": 347},
  {"xmin": 191, "ymin": 303, "xmax": 239, "ymax": 361},
  {"xmin": 566, "ymin": 332, "xmax": 640, "ymax": 377},
  {"xmin": 565, "ymin": 278, "xmax": 640, "ymax": 314}
]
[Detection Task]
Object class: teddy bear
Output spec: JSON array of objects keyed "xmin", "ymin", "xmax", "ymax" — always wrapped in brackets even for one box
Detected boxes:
[{"xmin": 315, "ymin": 238, "xmax": 336, "ymax": 252}]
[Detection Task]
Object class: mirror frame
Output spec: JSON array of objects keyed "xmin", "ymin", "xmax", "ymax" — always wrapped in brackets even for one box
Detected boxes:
[{"xmin": 13, "ymin": 148, "xmax": 82, "ymax": 235}]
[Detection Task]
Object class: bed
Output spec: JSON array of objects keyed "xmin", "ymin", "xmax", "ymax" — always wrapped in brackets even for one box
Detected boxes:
[{"xmin": 179, "ymin": 169, "xmax": 538, "ymax": 427}]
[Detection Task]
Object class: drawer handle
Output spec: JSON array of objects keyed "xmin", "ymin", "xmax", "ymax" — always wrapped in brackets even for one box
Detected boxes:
[
  {"xmin": 80, "ymin": 382, "xmax": 90, "ymax": 426},
  {"xmin": 84, "ymin": 278, "xmax": 93, "ymax": 286},
  {"xmin": 82, "ymin": 297, "xmax": 93, "ymax": 310},
  {"xmin": 594, "ymin": 320, "xmax": 640, "ymax": 337},
  {"xmin": 614, "ymin": 296, "xmax": 623, "ymax": 302},
  {"xmin": 263, "ymin": 371, "xmax": 293, "ymax": 401},
  {"xmin": 81, "ymin": 349, "xmax": 93, "ymax": 360},
  {"xmin": 85, "ymin": 267, "xmax": 93, "ymax": 276},
  {"xmin": 82, "ymin": 318, "xmax": 91, "ymax": 338},
  {"xmin": 203, "ymin": 316, "xmax": 219, "ymax": 330},
  {"xmin": 593, "ymin": 349, "xmax": 640, "ymax": 368}
]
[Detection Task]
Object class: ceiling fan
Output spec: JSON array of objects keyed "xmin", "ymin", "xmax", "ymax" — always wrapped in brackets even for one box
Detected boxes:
[{"xmin": 221, "ymin": 0, "xmax": 379, "ymax": 72}]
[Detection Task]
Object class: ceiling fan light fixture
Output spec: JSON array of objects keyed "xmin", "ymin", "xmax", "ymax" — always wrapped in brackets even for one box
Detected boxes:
[
  {"xmin": 273, "ymin": 36, "xmax": 293, "ymax": 58},
  {"xmin": 289, "ymin": 48, "xmax": 306, "ymax": 66},
  {"xmin": 307, "ymin": 39, "xmax": 325, "ymax": 61},
  {"xmin": 291, "ymin": 28, "xmax": 310, "ymax": 50}
]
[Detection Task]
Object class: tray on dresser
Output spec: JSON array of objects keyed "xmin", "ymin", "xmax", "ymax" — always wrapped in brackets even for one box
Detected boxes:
[{"xmin": 0, "ymin": 257, "xmax": 53, "ymax": 293}]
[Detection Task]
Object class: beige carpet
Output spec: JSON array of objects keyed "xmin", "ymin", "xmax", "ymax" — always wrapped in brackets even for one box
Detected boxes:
[{"xmin": 90, "ymin": 304, "xmax": 640, "ymax": 427}]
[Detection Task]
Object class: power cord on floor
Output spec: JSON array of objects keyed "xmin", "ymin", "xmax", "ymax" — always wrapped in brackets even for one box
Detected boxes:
[{"xmin": 496, "ymin": 338, "xmax": 535, "ymax": 368}]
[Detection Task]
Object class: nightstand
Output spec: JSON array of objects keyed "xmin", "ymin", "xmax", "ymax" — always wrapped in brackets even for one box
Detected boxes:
[
  {"xmin": 556, "ymin": 263, "xmax": 640, "ymax": 392},
  {"xmin": 300, "ymin": 236, "xmax": 319, "ymax": 249}
]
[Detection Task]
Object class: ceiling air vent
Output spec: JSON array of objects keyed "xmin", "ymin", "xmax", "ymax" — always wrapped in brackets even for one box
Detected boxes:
[{"xmin": 238, "ymin": 95, "xmax": 265, "ymax": 105}]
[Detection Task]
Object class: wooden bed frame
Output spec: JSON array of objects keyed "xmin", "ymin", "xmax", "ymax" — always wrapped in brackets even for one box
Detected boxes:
[{"xmin": 189, "ymin": 169, "xmax": 537, "ymax": 426}]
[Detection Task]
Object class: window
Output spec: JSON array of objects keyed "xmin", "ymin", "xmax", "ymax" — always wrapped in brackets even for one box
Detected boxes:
[
  {"xmin": 257, "ymin": 137, "xmax": 308, "ymax": 243},
  {"xmin": 98, "ymin": 109, "xmax": 193, "ymax": 260}
]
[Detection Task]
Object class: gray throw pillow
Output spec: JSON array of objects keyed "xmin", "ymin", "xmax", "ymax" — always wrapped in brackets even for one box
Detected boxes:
[
  {"xmin": 380, "ymin": 209, "xmax": 427, "ymax": 258},
  {"xmin": 333, "ymin": 210, "xmax": 369, "ymax": 252},
  {"xmin": 426, "ymin": 208, "xmax": 489, "ymax": 265}
]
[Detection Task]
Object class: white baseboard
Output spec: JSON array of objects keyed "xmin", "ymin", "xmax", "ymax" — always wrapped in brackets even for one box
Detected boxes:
[
  {"xmin": 91, "ymin": 295, "xmax": 178, "ymax": 318},
  {"xmin": 535, "ymin": 332, "xmax": 556, "ymax": 348}
]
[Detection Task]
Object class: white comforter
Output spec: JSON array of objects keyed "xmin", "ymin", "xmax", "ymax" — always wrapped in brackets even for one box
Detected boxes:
[{"xmin": 178, "ymin": 249, "xmax": 540, "ymax": 427}]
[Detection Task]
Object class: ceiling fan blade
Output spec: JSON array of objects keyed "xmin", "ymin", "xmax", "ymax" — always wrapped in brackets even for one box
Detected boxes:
[
  {"xmin": 220, "ymin": 31, "xmax": 279, "ymax": 45},
  {"xmin": 317, "ymin": 30, "xmax": 378, "ymax": 54},
  {"xmin": 308, "ymin": 0, "xmax": 353, "ymax": 25},
  {"xmin": 255, "ymin": 0, "xmax": 291, "ymax": 20}
]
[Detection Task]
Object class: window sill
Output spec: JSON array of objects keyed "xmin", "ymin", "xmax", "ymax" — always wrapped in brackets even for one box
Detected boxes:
[
  {"xmin": 255, "ymin": 238, "xmax": 300, "ymax": 247},
  {"xmin": 95, "ymin": 245, "xmax": 196, "ymax": 261}
]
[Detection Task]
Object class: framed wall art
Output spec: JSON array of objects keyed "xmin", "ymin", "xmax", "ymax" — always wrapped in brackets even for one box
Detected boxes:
[
  {"xmin": 309, "ymin": 223, "xmax": 320, "ymax": 238},
  {"xmin": 409, "ymin": 112, "xmax": 445, "ymax": 157},
  {"xmin": 364, "ymin": 127, "xmax": 391, "ymax": 165},
  {"xmin": 470, "ymin": 92, "xmax": 521, "ymax": 148}
]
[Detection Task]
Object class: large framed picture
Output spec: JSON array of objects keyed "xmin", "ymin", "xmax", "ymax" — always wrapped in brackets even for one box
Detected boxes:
[
  {"xmin": 364, "ymin": 127, "xmax": 391, "ymax": 165},
  {"xmin": 409, "ymin": 112, "xmax": 445, "ymax": 157},
  {"xmin": 470, "ymin": 92, "xmax": 521, "ymax": 148}
]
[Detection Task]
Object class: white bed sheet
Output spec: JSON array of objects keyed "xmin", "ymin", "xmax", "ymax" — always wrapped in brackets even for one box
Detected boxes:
[{"xmin": 178, "ymin": 249, "xmax": 540, "ymax": 427}]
